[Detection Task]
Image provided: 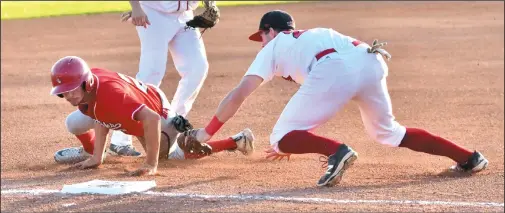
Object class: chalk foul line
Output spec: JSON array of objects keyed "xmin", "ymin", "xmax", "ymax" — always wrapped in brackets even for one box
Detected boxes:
[{"xmin": 1, "ymin": 189, "xmax": 503, "ymax": 208}]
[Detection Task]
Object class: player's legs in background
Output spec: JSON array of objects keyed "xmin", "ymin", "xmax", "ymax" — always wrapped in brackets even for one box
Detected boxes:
[
  {"xmin": 167, "ymin": 11, "xmax": 209, "ymax": 117},
  {"xmin": 355, "ymin": 54, "xmax": 488, "ymax": 173},
  {"xmin": 135, "ymin": 6, "xmax": 179, "ymax": 86},
  {"xmin": 109, "ymin": 131, "xmax": 141, "ymax": 156},
  {"xmin": 54, "ymin": 110, "xmax": 96, "ymax": 164},
  {"xmin": 269, "ymin": 58, "xmax": 361, "ymax": 186},
  {"xmin": 109, "ymin": 6, "xmax": 181, "ymax": 155}
]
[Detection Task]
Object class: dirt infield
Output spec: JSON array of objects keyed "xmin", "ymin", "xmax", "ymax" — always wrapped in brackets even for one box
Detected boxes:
[{"xmin": 1, "ymin": 1, "xmax": 504, "ymax": 212}]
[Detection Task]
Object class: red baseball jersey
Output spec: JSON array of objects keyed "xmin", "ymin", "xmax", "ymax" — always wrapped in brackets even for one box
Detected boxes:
[{"xmin": 78, "ymin": 68, "xmax": 168, "ymax": 137}]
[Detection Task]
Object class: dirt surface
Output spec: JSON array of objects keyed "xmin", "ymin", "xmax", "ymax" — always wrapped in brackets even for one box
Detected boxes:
[{"xmin": 1, "ymin": 1, "xmax": 504, "ymax": 212}]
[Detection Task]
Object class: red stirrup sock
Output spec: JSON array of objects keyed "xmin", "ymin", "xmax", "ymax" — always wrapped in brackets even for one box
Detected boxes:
[
  {"xmin": 399, "ymin": 127, "xmax": 473, "ymax": 164},
  {"xmin": 207, "ymin": 138, "xmax": 237, "ymax": 153},
  {"xmin": 76, "ymin": 130, "xmax": 95, "ymax": 154},
  {"xmin": 278, "ymin": 130, "xmax": 342, "ymax": 156},
  {"xmin": 184, "ymin": 138, "xmax": 237, "ymax": 159}
]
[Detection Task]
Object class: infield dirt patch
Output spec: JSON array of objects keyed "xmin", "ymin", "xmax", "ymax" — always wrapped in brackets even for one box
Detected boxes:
[{"xmin": 1, "ymin": 2, "xmax": 503, "ymax": 212}]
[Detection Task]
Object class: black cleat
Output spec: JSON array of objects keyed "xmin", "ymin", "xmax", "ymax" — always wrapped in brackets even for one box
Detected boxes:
[
  {"xmin": 450, "ymin": 151, "xmax": 488, "ymax": 173},
  {"xmin": 317, "ymin": 144, "xmax": 358, "ymax": 187}
]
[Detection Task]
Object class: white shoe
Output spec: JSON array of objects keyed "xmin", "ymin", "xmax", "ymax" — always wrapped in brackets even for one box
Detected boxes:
[
  {"xmin": 54, "ymin": 147, "xmax": 92, "ymax": 164},
  {"xmin": 108, "ymin": 144, "xmax": 142, "ymax": 157},
  {"xmin": 230, "ymin": 128, "xmax": 255, "ymax": 156}
]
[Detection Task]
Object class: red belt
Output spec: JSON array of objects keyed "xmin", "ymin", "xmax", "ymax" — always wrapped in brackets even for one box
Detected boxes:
[{"xmin": 315, "ymin": 48, "xmax": 337, "ymax": 61}]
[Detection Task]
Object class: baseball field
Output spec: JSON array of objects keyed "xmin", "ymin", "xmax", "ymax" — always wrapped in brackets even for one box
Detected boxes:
[{"xmin": 1, "ymin": 1, "xmax": 504, "ymax": 212}]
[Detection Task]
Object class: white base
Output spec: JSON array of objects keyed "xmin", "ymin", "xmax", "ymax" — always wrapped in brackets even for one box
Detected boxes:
[{"xmin": 61, "ymin": 179, "xmax": 156, "ymax": 195}]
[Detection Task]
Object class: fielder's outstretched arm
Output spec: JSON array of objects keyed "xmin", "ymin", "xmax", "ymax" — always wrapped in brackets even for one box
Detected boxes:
[
  {"xmin": 201, "ymin": 75, "xmax": 263, "ymax": 140},
  {"xmin": 215, "ymin": 75, "xmax": 263, "ymax": 122}
]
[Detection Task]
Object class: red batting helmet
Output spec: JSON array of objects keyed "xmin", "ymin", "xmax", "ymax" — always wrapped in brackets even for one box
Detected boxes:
[{"xmin": 49, "ymin": 56, "xmax": 93, "ymax": 96}]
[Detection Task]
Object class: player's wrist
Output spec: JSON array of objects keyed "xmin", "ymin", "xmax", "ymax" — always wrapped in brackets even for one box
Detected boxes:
[
  {"xmin": 204, "ymin": 115, "xmax": 224, "ymax": 136},
  {"xmin": 143, "ymin": 161, "xmax": 157, "ymax": 168},
  {"xmin": 91, "ymin": 154, "xmax": 104, "ymax": 164}
]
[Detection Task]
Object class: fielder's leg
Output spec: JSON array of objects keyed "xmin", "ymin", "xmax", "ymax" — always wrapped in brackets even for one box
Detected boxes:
[
  {"xmin": 54, "ymin": 110, "xmax": 95, "ymax": 164},
  {"xmin": 168, "ymin": 129, "xmax": 255, "ymax": 160},
  {"xmin": 167, "ymin": 11, "xmax": 209, "ymax": 117},
  {"xmin": 269, "ymin": 58, "xmax": 361, "ymax": 187},
  {"xmin": 355, "ymin": 54, "xmax": 488, "ymax": 173},
  {"xmin": 135, "ymin": 5, "xmax": 179, "ymax": 86}
]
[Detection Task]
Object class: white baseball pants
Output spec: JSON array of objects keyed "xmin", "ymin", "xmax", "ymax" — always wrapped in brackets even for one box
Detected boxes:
[
  {"xmin": 111, "ymin": 5, "xmax": 209, "ymax": 147},
  {"xmin": 270, "ymin": 46, "xmax": 406, "ymax": 153}
]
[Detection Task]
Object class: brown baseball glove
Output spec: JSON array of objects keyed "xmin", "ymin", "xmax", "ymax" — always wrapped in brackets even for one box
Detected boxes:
[
  {"xmin": 367, "ymin": 39, "xmax": 392, "ymax": 61},
  {"xmin": 185, "ymin": 1, "xmax": 220, "ymax": 33},
  {"xmin": 177, "ymin": 130, "xmax": 212, "ymax": 156}
]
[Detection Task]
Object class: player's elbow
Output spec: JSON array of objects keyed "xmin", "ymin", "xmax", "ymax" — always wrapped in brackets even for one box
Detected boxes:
[
  {"xmin": 230, "ymin": 87, "xmax": 248, "ymax": 104},
  {"xmin": 235, "ymin": 75, "xmax": 263, "ymax": 98},
  {"xmin": 146, "ymin": 112, "xmax": 161, "ymax": 121},
  {"xmin": 135, "ymin": 106, "xmax": 161, "ymax": 122}
]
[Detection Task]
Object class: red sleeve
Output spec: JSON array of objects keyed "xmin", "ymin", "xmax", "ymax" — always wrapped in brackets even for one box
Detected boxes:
[{"xmin": 98, "ymin": 83, "xmax": 145, "ymax": 121}]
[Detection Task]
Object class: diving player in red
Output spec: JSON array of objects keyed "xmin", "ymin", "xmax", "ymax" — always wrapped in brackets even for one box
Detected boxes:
[{"xmin": 49, "ymin": 56, "xmax": 254, "ymax": 175}]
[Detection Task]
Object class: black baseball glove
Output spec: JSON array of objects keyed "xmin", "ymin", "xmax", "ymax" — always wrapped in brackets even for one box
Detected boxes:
[
  {"xmin": 185, "ymin": 1, "xmax": 220, "ymax": 33},
  {"xmin": 171, "ymin": 115, "xmax": 193, "ymax": 133}
]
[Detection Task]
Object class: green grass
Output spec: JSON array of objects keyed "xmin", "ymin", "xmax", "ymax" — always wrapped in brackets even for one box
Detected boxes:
[{"xmin": 1, "ymin": 1, "xmax": 298, "ymax": 20}]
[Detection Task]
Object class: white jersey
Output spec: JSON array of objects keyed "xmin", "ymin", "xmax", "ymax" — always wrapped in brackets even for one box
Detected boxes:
[
  {"xmin": 245, "ymin": 28, "xmax": 365, "ymax": 85},
  {"xmin": 140, "ymin": 1, "xmax": 199, "ymax": 13}
]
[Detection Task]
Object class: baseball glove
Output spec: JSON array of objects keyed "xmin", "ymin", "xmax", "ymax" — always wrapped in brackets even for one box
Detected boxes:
[
  {"xmin": 185, "ymin": 1, "xmax": 220, "ymax": 33},
  {"xmin": 177, "ymin": 130, "xmax": 212, "ymax": 156},
  {"xmin": 367, "ymin": 39, "xmax": 392, "ymax": 61},
  {"xmin": 171, "ymin": 115, "xmax": 193, "ymax": 133}
]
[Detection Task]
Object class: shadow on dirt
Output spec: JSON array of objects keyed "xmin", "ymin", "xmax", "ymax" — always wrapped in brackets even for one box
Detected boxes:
[{"xmin": 2, "ymin": 162, "xmax": 484, "ymax": 213}]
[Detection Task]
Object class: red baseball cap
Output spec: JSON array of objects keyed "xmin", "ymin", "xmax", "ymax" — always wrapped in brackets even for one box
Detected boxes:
[{"xmin": 248, "ymin": 10, "xmax": 295, "ymax": 42}]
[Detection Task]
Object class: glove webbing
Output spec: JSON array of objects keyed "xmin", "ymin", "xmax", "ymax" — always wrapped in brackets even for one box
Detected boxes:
[{"xmin": 367, "ymin": 39, "xmax": 392, "ymax": 61}]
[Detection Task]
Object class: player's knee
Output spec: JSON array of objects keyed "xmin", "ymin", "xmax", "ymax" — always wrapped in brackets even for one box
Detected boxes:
[
  {"xmin": 368, "ymin": 125, "xmax": 406, "ymax": 147},
  {"xmin": 201, "ymin": 59, "xmax": 209, "ymax": 73},
  {"xmin": 193, "ymin": 57, "xmax": 209, "ymax": 80},
  {"xmin": 269, "ymin": 129, "xmax": 300, "ymax": 153},
  {"xmin": 65, "ymin": 111, "xmax": 93, "ymax": 135},
  {"xmin": 372, "ymin": 132, "xmax": 395, "ymax": 146},
  {"xmin": 277, "ymin": 130, "xmax": 304, "ymax": 150},
  {"xmin": 189, "ymin": 49, "xmax": 209, "ymax": 74}
]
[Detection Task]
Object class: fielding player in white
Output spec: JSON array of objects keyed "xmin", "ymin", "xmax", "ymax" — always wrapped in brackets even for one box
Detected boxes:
[
  {"xmin": 187, "ymin": 10, "xmax": 488, "ymax": 186},
  {"xmin": 58, "ymin": 1, "xmax": 216, "ymax": 158},
  {"xmin": 123, "ymin": 1, "xmax": 211, "ymax": 116}
]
